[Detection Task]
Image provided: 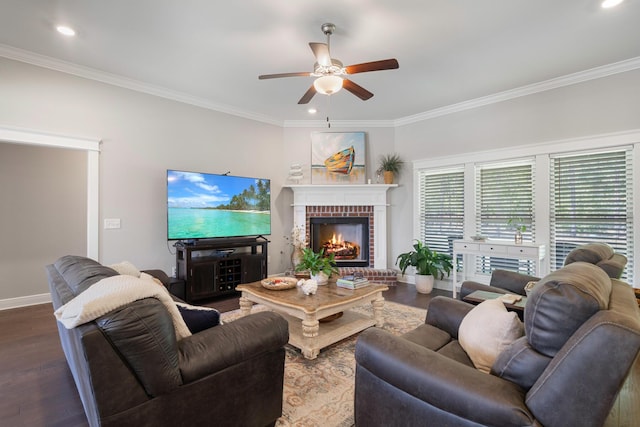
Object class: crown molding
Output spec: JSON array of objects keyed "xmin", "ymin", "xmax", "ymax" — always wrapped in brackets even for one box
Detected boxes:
[
  {"xmin": 394, "ymin": 56, "xmax": 640, "ymax": 127},
  {"xmin": 0, "ymin": 44, "xmax": 283, "ymax": 127},
  {"xmin": 282, "ymin": 119, "xmax": 396, "ymax": 128},
  {"xmin": 2, "ymin": 43, "xmax": 638, "ymax": 129}
]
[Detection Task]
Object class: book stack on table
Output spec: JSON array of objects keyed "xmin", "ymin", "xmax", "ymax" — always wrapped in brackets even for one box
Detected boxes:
[{"xmin": 336, "ymin": 275, "xmax": 370, "ymax": 289}]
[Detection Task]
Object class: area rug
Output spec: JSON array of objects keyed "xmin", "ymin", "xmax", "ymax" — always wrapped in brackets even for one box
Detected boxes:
[{"xmin": 220, "ymin": 301, "xmax": 427, "ymax": 427}]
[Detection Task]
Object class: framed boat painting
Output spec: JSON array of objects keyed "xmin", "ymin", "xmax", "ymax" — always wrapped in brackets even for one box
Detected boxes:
[{"xmin": 311, "ymin": 132, "xmax": 366, "ymax": 184}]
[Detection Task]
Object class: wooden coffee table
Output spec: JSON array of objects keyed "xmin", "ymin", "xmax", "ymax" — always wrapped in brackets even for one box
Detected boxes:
[{"xmin": 236, "ymin": 280, "xmax": 389, "ymax": 359}]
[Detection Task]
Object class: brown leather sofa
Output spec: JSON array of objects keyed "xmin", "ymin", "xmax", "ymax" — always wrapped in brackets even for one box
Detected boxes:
[
  {"xmin": 354, "ymin": 262, "xmax": 640, "ymax": 427},
  {"xmin": 47, "ymin": 255, "xmax": 289, "ymax": 427},
  {"xmin": 459, "ymin": 242, "xmax": 628, "ymax": 299}
]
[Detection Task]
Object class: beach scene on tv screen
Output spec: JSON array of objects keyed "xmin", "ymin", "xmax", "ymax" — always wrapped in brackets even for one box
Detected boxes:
[{"xmin": 167, "ymin": 171, "xmax": 270, "ymax": 239}]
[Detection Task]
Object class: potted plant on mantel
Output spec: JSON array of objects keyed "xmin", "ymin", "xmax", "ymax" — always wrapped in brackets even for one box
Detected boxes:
[
  {"xmin": 396, "ymin": 240, "xmax": 453, "ymax": 294},
  {"xmin": 378, "ymin": 153, "xmax": 404, "ymax": 184},
  {"xmin": 295, "ymin": 247, "xmax": 339, "ymax": 285}
]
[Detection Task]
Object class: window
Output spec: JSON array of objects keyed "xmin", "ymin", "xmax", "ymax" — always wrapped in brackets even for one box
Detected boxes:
[
  {"xmin": 475, "ymin": 160, "xmax": 535, "ymax": 274},
  {"xmin": 417, "ymin": 168, "xmax": 464, "ymax": 257},
  {"xmin": 550, "ymin": 148, "xmax": 633, "ymax": 278},
  {"xmin": 413, "ymin": 132, "xmax": 638, "ymax": 286}
]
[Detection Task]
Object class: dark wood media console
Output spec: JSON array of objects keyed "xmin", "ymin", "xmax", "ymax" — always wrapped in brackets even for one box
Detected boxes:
[{"xmin": 175, "ymin": 237, "xmax": 268, "ymax": 303}]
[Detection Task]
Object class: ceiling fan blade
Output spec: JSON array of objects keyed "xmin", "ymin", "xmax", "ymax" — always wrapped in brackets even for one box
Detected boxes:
[
  {"xmin": 259, "ymin": 72, "xmax": 311, "ymax": 80},
  {"xmin": 343, "ymin": 79, "xmax": 374, "ymax": 101},
  {"xmin": 345, "ymin": 59, "xmax": 399, "ymax": 74},
  {"xmin": 298, "ymin": 85, "xmax": 317, "ymax": 104},
  {"xmin": 309, "ymin": 42, "xmax": 331, "ymax": 67}
]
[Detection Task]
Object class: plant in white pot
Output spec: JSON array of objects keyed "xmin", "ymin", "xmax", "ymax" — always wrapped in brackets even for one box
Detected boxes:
[
  {"xmin": 295, "ymin": 247, "xmax": 339, "ymax": 285},
  {"xmin": 396, "ymin": 240, "xmax": 453, "ymax": 294}
]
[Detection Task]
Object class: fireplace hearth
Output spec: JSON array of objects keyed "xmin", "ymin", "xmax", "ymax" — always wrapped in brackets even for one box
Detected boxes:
[{"xmin": 310, "ymin": 217, "xmax": 369, "ymax": 267}]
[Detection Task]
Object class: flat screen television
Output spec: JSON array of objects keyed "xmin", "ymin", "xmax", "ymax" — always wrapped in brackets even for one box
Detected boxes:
[{"xmin": 167, "ymin": 170, "xmax": 271, "ymax": 241}]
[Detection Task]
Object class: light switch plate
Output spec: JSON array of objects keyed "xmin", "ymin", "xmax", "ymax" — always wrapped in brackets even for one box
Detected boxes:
[{"xmin": 104, "ymin": 218, "xmax": 121, "ymax": 229}]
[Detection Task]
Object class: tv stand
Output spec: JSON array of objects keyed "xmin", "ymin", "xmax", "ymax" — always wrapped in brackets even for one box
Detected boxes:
[{"xmin": 175, "ymin": 237, "xmax": 268, "ymax": 303}]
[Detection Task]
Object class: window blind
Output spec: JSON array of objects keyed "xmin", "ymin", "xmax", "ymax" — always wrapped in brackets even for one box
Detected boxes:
[
  {"xmin": 475, "ymin": 161, "xmax": 535, "ymax": 274},
  {"xmin": 418, "ymin": 169, "xmax": 464, "ymax": 257},
  {"xmin": 550, "ymin": 148, "xmax": 633, "ymax": 278}
]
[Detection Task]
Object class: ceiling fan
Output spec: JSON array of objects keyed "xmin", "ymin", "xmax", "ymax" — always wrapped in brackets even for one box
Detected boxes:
[{"xmin": 258, "ymin": 23, "xmax": 399, "ymax": 104}]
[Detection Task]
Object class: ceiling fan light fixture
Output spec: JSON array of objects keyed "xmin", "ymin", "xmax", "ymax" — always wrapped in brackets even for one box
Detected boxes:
[
  {"xmin": 313, "ymin": 75, "xmax": 343, "ymax": 95},
  {"xmin": 601, "ymin": 0, "xmax": 624, "ymax": 8}
]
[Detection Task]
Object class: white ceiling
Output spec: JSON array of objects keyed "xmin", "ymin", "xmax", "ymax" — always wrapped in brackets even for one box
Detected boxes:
[{"xmin": 1, "ymin": 0, "xmax": 639, "ymax": 125}]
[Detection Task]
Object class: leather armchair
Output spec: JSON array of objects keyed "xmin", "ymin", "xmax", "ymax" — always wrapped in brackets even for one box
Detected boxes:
[
  {"xmin": 459, "ymin": 268, "xmax": 538, "ymax": 300},
  {"xmin": 563, "ymin": 242, "xmax": 627, "ymax": 278},
  {"xmin": 355, "ymin": 262, "xmax": 640, "ymax": 427},
  {"xmin": 47, "ymin": 255, "xmax": 288, "ymax": 427}
]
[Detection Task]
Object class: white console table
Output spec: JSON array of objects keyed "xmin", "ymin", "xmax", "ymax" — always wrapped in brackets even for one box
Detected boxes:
[{"xmin": 452, "ymin": 239, "xmax": 547, "ymax": 298}]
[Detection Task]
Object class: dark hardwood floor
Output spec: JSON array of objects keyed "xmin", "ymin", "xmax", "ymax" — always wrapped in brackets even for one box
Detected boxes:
[{"xmin": 0, "ymin": 284, "xmax": 636, "ymax": 426}]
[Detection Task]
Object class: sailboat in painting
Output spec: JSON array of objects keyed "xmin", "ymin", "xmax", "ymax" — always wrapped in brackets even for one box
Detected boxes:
[{"xmin": 324, "ymin": 146, "xmax": 355, "ymax": 174}]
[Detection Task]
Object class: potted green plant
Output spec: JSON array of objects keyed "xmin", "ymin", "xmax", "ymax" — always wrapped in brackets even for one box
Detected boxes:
[
  {"xmin": 378, "ymin": 153, "xmax": 404, "ymax": 184},
  {"xmin": 295, "ymin": 247, "xmax": 339, "ymax": 284},
  {"xmin": 396, "ymin": 240, "xmax": 453, "ymax": 294}
]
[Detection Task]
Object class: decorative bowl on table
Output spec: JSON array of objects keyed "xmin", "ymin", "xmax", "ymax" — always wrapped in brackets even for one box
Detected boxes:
[
  {"xmin": 261, "ymin": 277, "xmax": 298, "ymax": 290},
  {"xmin": 470, "ymin": 235, "xmax": 488, "ymax": 241}
]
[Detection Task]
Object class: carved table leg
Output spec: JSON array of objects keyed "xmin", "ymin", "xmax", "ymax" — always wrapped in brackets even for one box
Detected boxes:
[
  {"xmin": 239, "ymin": 295, "xmax": 253, "ymax": 317},
  {"xmin": 301, "ymin": 314, "xmax": 320, "ymax": 359},
  {"xmin": 372, "ymin": 296, "xmax": 385, "ymax": 327}
]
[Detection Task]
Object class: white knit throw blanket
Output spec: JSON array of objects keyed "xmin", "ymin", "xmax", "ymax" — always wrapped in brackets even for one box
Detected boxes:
[{"xmin": 54, "ymin": 275, "xmax": 192, "ymax": 340}]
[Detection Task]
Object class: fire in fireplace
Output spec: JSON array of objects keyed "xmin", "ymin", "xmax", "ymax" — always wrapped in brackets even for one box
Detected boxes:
[
  {"xmin": 309, "ymin": 217, "xmax": 369, "ymax": 267},
  {"xmin": 322, "ymin": 233, "xmax": 360, "ymax": 260}
]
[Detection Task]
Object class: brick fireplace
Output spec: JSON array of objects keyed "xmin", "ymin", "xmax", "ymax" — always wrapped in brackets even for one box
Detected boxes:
[
  {"xmin": 285, "ymin": 184, "xmax": 395, "ymax": 270},
  {"xmin": 308, "ymin": 207, "xmax": 372, "ymax": 267}
]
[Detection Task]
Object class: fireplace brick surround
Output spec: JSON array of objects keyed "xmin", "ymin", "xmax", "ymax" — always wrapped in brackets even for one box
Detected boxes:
[
  {"xmin": 307, "ymin": 205, "xmax": 373, "ymax": 267},
  {"xmin": 285, "ymin": 184, "xmax": 398, "ymax": 285}
]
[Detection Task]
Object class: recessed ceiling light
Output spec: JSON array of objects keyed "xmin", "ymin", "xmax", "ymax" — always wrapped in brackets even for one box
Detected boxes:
[
  {"xmin": 56, "ymin": 25, "xmax": 76, "ymax": 36},
  {"xmin": 308, "ymin": 108, "xmax": 317, "ymax": 114},
  {"xmin": 601, "ymin": 0, "xmax": 624, "ymax": 8}
]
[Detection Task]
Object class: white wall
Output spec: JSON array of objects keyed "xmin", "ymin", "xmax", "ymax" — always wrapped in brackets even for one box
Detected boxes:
[{"xmin": 0, "ymin": 57, "xmax": 284, "ymax": 300}]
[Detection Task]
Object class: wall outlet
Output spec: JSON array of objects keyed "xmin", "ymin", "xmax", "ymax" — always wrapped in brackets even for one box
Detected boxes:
[{"xmin": 171, "ymin": 266, "xmax": 177, "ymax": 278}]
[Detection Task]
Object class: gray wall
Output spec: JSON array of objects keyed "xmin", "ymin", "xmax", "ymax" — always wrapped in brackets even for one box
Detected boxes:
[
  {"xmin": 0, "ymin": 57, "xmax": 283, "ymax": 303},
  {"xmin": 390, "ymin": 68, "xmax": 640, "ymax": 261},
  {"xmin": 0, "ymin": 143, "xmax": 86, "ymax": 299},
  {"xmin": 280, "ymin": 126, "xmax": 398, "ymax": 266},
  {"xmin": 1, "ymin": 54, "xmax": 639, "ymax": 303}
]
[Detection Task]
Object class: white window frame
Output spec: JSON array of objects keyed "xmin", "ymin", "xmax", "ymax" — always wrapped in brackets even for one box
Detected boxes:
[{"xmin": 412, "ymin": 130, "xmax": 640, "ymax": 291}]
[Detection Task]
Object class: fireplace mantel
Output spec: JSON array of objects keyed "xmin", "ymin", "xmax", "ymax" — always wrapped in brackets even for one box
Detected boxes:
[
  {"xmin": 283, "ymin": 184, "xmax": 397, "ymax": 269},
  {"xmin": 284, "ymin": 184, "xmax": 397, "ymax": 206}
]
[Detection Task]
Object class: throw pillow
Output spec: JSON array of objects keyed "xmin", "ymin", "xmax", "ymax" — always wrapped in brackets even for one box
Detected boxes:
[
  {"xmin": 458, "ymin": 298, "xmax": 524, "ymax": 373},
  {"xmin": 175, "ymin": 302, "xmax": 221, "ymax": 333},
  {"xmin": 108, "ymin": 261, "xmax": 141, "ymax": 277}
]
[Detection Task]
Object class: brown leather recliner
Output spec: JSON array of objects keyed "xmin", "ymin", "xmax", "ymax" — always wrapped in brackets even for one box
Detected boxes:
[
  {"xmin": 354, "ymin": 262, "xmax": 640, "ymax": 427},
  {"xmin": 47, "ymin": 255, "xmax": 289, "ymax": 427},
  {"xmin": 563, "ymin": 242, "xmax": 627, "ymax": 279}
]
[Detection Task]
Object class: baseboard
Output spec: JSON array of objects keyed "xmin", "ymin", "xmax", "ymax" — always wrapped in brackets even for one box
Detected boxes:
[
  {"xmin": 396, "ymin": 275, "xmax": 453, "ymax": 292},
  {"xmin": 0, "ymin": 293, "xmax": 52, "ymax": 311}
]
